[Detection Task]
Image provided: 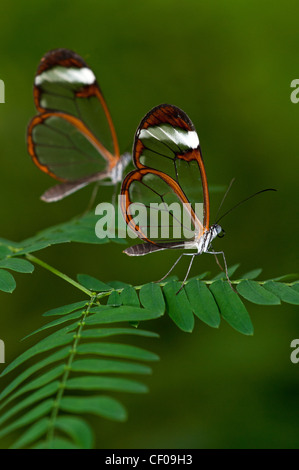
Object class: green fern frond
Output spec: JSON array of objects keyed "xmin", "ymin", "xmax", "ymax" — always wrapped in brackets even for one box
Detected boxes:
[
  {"xmin": 0, "ymin": 294, "xmax": 160, "ymax": 449},
  {"xmin": 89, "ymin": 265, "xmax": 299, "ymax": 335},
  {"xmin": 0, "ymin": 211, "xmax": 124, "ymax": 255},
  {"xmin": 0, "ymin": 247, "xmax": 35, "ymax": 293},
  {"xmin": 1, "ymin": 241, "xmax": 299, "ymax": 449}
]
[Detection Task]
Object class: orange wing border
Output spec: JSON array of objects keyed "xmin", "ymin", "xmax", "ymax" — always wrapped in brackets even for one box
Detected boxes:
[
  {"xmin": 27, "ymin": 111, "xmax": 117, "ymax": 181},
  {"xmin": 121, "ymin": 167, "xmax": 205, "ymax": 244}
]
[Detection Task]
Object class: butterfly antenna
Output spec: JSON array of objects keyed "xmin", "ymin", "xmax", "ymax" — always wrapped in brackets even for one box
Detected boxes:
[
  {"xmin": 214, "ymin": 178, "xmax": 236, "ymax": 222},
  {"xmin": 216, "ymin": 188, "xmax": 277, "ymax": 224}
]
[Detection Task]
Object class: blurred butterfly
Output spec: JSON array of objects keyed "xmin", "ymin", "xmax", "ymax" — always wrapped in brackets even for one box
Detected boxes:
[
  {"xmin": 27, "ymin": 48, "xmax": 131, "ymax": 202},
  {"xmin": 120, "ymin": 103, "xmax": 229, "ymax": 288}
]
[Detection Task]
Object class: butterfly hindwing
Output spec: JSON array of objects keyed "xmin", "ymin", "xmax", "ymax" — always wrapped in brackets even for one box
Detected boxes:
[
  {"xmin": 27, "ymin": 112, "xmax": 112, "ymax": 181},
  {"xmin": 121, "ymin": 167, "xmax": 202, "ymax": 244}
]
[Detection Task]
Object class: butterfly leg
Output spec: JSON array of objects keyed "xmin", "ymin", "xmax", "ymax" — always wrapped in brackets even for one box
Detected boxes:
[
  {"xmin": 156, "ymin": 253, "xmax": 184, "ymax": 283},
  {"xmin": 83, "ymin": 182, "xmax": 101, "ymax": 214},
  {"xmin": 112, "ymin": 181, "xmax": 120, "ymax": 207},
  {"xmin": 176, "ymin": 253, "xmax": 196, "ymax": 295},
  {"xmin": 207, "ymin": 250, "xmax": 236, "ymax": 292},
  {"xmin": 213, "ymin": 252, "xmax": 224, "ymax": 272}
]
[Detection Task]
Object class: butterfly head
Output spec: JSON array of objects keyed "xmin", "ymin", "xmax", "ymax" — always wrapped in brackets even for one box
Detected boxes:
[{"xmin": 211, "ymin": 223, "xmax": 225, "ymax": 239}]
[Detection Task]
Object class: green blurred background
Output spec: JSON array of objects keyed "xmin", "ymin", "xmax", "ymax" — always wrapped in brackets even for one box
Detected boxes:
[{"xmin": 0, "ymin": 0, "xmax": 298, "ymax": 448}]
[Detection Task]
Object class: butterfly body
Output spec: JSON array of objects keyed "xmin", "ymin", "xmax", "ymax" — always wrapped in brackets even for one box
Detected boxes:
[
  {"xmin": 193, "ymin": 223, "xmax": 222, "ymax": 254},
  {"xmin": 110, "ymin": 152, "xmax": 131, "ymax": 184},
  {"xmin": 124, "ymin": 223, "xmax": 222, "ymax": 256}
]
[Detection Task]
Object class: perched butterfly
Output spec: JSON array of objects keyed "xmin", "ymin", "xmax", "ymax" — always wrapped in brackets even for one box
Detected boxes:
[
  {"xmin": 27, "ymin": 48, "xmax": 130, "ymax": 202},
  {"xmin": 120, "ymin": 103, "xmax": 229, "ymax": 287}
]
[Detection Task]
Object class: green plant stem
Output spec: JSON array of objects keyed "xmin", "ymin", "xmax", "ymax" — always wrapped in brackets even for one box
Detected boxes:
[
  {"xmin": 95, "ymin": 278, "xmax": 296, "ymax": 301},
  {"xmin": 25, "ymin": 254, "xmax": 93, "ymax": 297},
  {"xmin": 46, "ymin": 294, "xmax": 97, "ymax": 446},
  {"xmin": 24, "ymin": 252, "xmax": 297, "ymax": 300}
]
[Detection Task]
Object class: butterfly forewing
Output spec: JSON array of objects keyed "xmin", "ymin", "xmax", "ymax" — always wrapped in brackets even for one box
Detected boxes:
[
  {"xmin": 34, "ymin": 49, "xmax": 119, "ymax": 158},
  {"xmin": 134, "ymin": 104, "xmax": 209, "ymax": 225}
]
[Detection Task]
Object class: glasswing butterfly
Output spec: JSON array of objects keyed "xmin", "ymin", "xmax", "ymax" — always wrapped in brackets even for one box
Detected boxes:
[
  {"xmin": 27, "ymin": 48, "xmax": 130, "ymax": 202},
  {"xmin": 120, "ymin": 103, "xmax": 228, "ymax": 287}
]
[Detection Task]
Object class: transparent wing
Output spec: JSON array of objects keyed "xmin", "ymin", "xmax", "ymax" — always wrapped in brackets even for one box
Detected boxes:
[
  {"xmin": 121, "ymin": 168, "xmax": 204, "ymax": 245},
  {"xmin": 120, "ymin": 104, "xmax": 210, "ymax": 250},
  {"xmin": 33, "ymin": 48, "xmax": 120, "ymax": 159},
  {"xmin": 27, "ymin": 112, "xmax": 113, "ymax": 182},
  {"xmin": 132, "ymin": 103, "xmax": 210, "ymax": 229}
]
